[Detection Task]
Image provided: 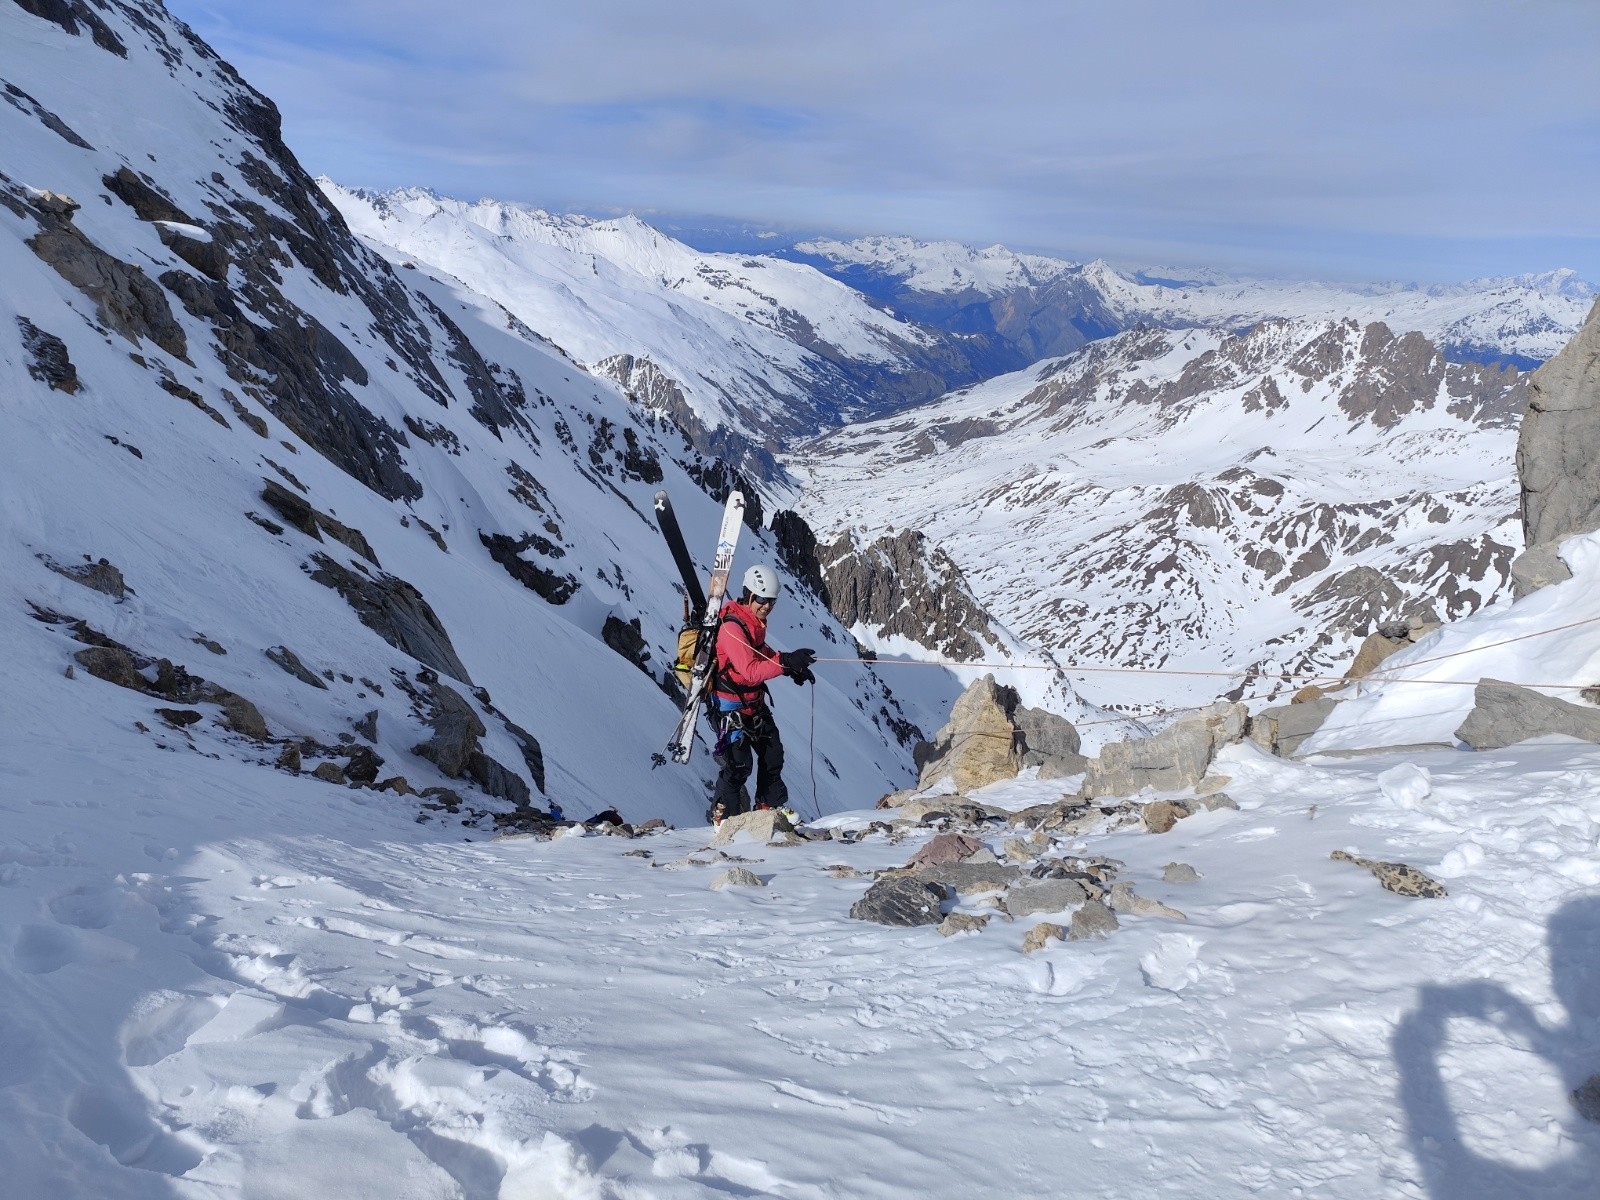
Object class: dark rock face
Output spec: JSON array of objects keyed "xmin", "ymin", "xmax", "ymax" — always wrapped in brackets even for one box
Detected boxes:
[
  {"xmin": 17, "ymin": 316, "xmax": 78, "ymax": 392},
  {"xmin": 308, "ymin": 553, "xmax": 472, "ymax": 683},
  {"xmin": 47, "ymin": 555, "xmax": 126, "ymax": 599},
  {"xmin": 1515, "ymin": 297, "xmax": 1600, "ymax": 593},
  {"xmin": 24, "ymin": 190, "xmax": 188, "ymax": 360},
  {"xmin": 259, "ymin": 481, "xmax": 379, "ymax": 564},
  {"xmin": 159, "ymin": 267, "xmax": 420, "ymax": 502},
  {"xmin": 479, "ymin": 532, "xmax": 579, "ymax": 605},
  {"xmin": 11, "ymin": 0, "xmax": 127, "ymax": 57},
  {"xmin": 2, "ymin": 79, "xmax": 94, "ymax": 149},
  {"xmin": 411, "ymin": 679, "xmax": 487, "ymax": 777},
  {"xmin": 810, "ymin": 526, "xmax": 1006, "ymax": 664},
  {"xmin": 601, "ymin": 614, "xmax": 652, "ymax": 675},
  {"xmin": 265, "ymin": 644, "xmax": 328, "ymax": 690},
  {"xmin": 501, "ymin": 717, "xmax": 546, "ymax": 795},
  {"xmin": 1455, "ymin": 678, "xmax": 1600, "ymax": 750},
  {"xmin": 410, "ymin": 677, "xmax": 530, "ymax": 805},
  {"xmin": 848, "ymin": 876, "xmax": 946, "ymax": 926}
]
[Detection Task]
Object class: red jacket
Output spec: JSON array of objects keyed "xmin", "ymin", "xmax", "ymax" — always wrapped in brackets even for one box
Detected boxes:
[{"xmin": 714, "ymin": 598, "xmax": 783, "ymax": 711}]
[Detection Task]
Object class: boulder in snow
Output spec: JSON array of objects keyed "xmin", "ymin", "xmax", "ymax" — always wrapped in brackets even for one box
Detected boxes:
[
  {"xmin": 711, "ymin": 808, "xmax": 794, "ymax": 846},
  {"xmin": 1455, "ymin": 678, "xmax": 1600, "ymax": 750},
  {"xmin": 1108, "ymin": 882, "xmax": 1187, "ymax": 921},
  {"xmin": 906, "ymin": 832, "xmax": 985, "ymax": 868},
  {"xmin": 1248, "ymin": 696, "xmax": 1340, "ymax": 757},
  {"xmin": 1068, "ymin": 900, "xmax": 1120, "ymax": 940},
  {"xmin": 914, "ymin": 675, "xmax": 1082, "ymax": 791},
  {"xmin": 1021, "ymin": 922, "xmax": 1065, "ymax": 953},
  {"xmin": 1085, "ymin": 702, "xmax": 1246, "ymax": 797},
  {"xmin": 849, "ymin": 876, "xmax": 946, "ymax": 926},
  {"xmin": 710, "ymin": 868, "xmax": 764, "ymax": 890},
  {"xmin": 938, "ymin": 913, "xmax": 989, "ymax": 937},
  {"xmin": 1002, "ymin": 879, "xmax": 1088, "ymax": 918}
]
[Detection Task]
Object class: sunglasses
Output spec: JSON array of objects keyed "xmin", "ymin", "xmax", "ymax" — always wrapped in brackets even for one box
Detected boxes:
[{"xmin": 751, "ymin": 595, "xmax": 777, "ymax": 608}]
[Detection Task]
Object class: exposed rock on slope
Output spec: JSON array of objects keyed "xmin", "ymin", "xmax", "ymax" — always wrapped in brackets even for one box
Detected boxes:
[{"xmin": 1514, "ymin": 298, "xmax": 1600, "ymax": 594}]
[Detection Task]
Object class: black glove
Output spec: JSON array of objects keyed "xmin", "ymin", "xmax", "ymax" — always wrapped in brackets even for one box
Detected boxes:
[
  {"xmin": 779, "ymin": 648, "xmax": 816, "ymax": 679},
  {"xmin": 790, "ymin": 666, "xmax": 815, "ymax": 687}
]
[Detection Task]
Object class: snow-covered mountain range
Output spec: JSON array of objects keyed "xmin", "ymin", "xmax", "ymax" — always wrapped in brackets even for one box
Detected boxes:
[
  {"xmin": 793, "ymin": 235, "xmax": 1593, "ymax": 369},
  {"xmin": 322, "ymin": 186, "xmax": 1003, "ymax": 477},
  {"xmin": 792, "ymin": 319, "xmax": 1527, "ymax": 712}
]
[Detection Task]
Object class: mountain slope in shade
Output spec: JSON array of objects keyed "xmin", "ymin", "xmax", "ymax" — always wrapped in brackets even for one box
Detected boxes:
[
  {"xmin": 794, "ymin": 235, "xmax": 1594, "ymax": 369},
  {"xmin": 791, "ymin": 319, "xmax": 1527, "ymax": 713},
  {"xmin": 0, "ymin": 0, "xmax": 946, "ymax": 839}
]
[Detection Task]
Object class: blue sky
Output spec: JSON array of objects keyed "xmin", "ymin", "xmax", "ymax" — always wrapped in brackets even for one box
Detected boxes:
[{"xmin": 165, "ymin": 0, "xmax": 1600, "ymax": 284}]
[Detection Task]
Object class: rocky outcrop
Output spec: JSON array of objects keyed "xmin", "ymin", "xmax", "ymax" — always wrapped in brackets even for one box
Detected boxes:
[
  {"xmin": 265, "ymin": 644, "xmax": 327, "ymax": 689},
  {"xmin": 806, "ymin": 525, "xmax": 1009, "ymax": 665},
  {"xmin": 260, "ymin": 482, "xmax": 379, "ymax": 565},
  {"xmin": 1248, "ymin": 695, "xmax": 1339, "ymax": 758},
  {"xmin": 66, "ymin": 627, "xmax": 270, "ymax": 740},
  {"xmin": 1454, "ymin": 678, "xmax": 1600, "ymax": 750},
  {"xmin": 308, "ymin": 553, "xmax": 471, "ymax": 683},
  {"xmin": 1514, "ymin": 297, "xmax": 1600, "ymax": 595},
  {"xmin": 409, "ymin": 676, "xmax": 530, "ymax": 806},
  {"xmin": 46, "ymin": 555, "xmax": 127, "ymax": 599},
  {"xmin": 24, "ymin": 190, "xmax": 187, "ymax": 360},
  {"xmin": 915, "ymin": 675, "xmax": 1082, "ymax": 790},
  {"xmin": 1084, "ymin": 701, "xmax": 1246, "ymax": 797},
  {"xmin": 17, "ymin": 316, "xmax": 78, "ymax": 392},
  {"xmin": 479, "ymin": 532, "xmax": 580, "ymax": 605}
]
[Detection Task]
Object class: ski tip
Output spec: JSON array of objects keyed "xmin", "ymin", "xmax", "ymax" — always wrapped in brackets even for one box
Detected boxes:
[{"xmin": 654, "ymin": 490, "xmax": 670, "ymax": 510}]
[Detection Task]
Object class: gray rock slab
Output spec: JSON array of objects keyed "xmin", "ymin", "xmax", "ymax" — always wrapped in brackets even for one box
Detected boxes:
[
  {"xmin": 1002, "ymin": 879, "xmax": 1088, "ymax": 918},
  {"xmin": 849, "ymin": 877, "xmax": 946, "ymax": 927},
  {"xmin": 1455, "ymin": 678, "xmax": 1600, "ymax": 750},
  {"xmin": 1068, "ymin": 900, "xmax": 1120, "ymax": 940}
]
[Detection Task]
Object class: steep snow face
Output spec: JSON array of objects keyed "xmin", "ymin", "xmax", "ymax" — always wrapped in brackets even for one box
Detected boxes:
[
  {"xmin": 0, "ymin": 0, "xmax": 937, "ymax": 838},
  {"xmin": 797, "ymin": 236, "xmax": 1595, "ymax": 366},
  {"xmin": 792, "ymin": 320, "xmax": 1528, "ymax": 713},
  {"xmin": 322, "ymin": 184, "xmax": 986, "ymax": 468}
]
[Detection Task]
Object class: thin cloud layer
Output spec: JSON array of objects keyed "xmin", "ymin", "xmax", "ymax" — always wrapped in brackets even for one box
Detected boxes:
[{"xmin": 168, "ymin": 0, "xmax": 1600, "ymax": 281}]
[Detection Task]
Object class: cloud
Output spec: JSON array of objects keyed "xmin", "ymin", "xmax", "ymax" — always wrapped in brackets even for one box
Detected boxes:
[{"xmin": 167, "ymin": 0, "xmax": 1600, "ymax": 281}]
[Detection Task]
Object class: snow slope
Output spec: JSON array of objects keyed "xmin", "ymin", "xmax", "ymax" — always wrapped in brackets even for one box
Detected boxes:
[
  {"xmin": 321, "ymin": 185, "xmax": 980, "ymax": 461},
  {"xmin": 793, "ymin": 320, "xmax": 1526, "ymax": 712},
  {"xmin": 8, "ymin": 599, "xmax": 1600, "ymax": 1197},
  {"xmin": 0, "ymin": 0, "xmax": 940, "ymax": 830}
]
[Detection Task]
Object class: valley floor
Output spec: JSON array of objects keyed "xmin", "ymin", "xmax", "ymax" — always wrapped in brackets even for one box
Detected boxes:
[{"xmin": 5, "ymin": 715, "xmax": 1600, "ymax": 1199}]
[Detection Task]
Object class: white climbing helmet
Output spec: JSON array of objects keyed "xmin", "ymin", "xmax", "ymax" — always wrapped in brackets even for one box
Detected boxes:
[{"xmin": 742, "ymin": 564, "xmax": 779, "ymax": 601}]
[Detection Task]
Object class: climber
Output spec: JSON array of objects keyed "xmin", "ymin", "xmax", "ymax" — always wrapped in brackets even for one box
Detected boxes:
[{"xmin": 706, "ymin": 564, "xmax": 814, "ymax": 823}]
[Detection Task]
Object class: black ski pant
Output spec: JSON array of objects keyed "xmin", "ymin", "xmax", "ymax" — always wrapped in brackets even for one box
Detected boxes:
[{"xmin": 711, "ymin": 717, "xmax": 787, "ymax": 818}]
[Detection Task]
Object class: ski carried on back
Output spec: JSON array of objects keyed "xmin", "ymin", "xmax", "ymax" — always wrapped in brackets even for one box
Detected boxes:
[{"xmin": 654, "ymin": 489, "xmax": 745, "ymax": 765}]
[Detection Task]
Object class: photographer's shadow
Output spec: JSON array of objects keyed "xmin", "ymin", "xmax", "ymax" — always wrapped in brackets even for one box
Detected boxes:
[{"xmin": 1394, "ymin": 895, "xmax": 1600, "ymax": 1198}]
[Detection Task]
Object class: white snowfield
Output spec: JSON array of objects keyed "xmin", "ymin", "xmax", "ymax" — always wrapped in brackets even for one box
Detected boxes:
[
  {"xmin": 7, "ymin": 639, "xmax": 1600, "ymax": 1198},
  {"xmin": 799, "ymin": 235, "xmax": 1595, "ymax": 364}
]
